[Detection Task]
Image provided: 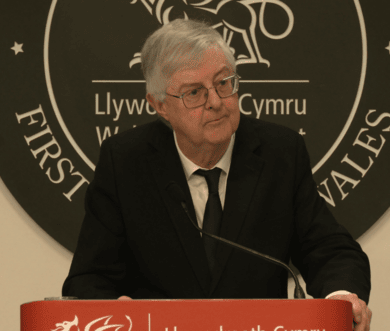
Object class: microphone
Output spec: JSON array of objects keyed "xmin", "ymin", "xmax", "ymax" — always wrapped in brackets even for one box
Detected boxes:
[{"xmin": 166, "ymin": 181, "xmax": 306, "ymax": 299}]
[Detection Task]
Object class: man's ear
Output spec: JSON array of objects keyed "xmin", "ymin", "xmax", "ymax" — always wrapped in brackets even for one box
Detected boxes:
[{"xmin": 146, "ymin": 93, "xmax": 169, "ymax": 121}]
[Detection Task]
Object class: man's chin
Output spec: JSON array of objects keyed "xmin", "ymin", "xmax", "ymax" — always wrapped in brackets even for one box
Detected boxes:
[{"xmin": 205, "ymin": 131, "xmax": 233, "ymax": 147}]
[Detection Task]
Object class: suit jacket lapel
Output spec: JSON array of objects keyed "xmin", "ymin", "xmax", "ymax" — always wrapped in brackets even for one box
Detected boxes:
[
  {"xmin": 209, "ymin": 115, "xmax": 265, "ymax": 295},
  {"xmin": 146, "ymin": 120, "xmax": 211, "ymax": 296}
]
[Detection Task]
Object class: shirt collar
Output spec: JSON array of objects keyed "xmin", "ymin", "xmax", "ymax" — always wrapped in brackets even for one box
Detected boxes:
[{"xmin": 173, "ymin": 131, "xmax": 235, "ymax": 180}]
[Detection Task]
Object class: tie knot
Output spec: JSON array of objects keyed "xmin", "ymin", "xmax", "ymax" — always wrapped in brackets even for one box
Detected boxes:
[{"xmin": 196, "ymin": 168, "xmax": 222, "ymax": 194}]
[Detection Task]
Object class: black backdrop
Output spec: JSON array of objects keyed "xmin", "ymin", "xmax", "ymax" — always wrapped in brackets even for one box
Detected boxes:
[{"xmin": 1, "ymin": 0, "xmax": 390, "ymax": 252}]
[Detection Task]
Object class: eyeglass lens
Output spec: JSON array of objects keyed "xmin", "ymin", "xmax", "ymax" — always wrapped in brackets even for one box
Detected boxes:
[{"xmin": 183, "ymin": 76, "xmax": 238, "ymax": 108}]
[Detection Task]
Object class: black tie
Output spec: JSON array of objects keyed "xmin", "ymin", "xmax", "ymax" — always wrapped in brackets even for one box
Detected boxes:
[{"xmin": 195, "ymin": 167, "xmax": 223, "ymax": 272}]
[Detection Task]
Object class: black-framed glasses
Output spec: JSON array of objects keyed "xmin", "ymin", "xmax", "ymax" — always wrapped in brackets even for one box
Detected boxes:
[{"xmin": 166, "ymin": 74, "xmax": 241, "ymax": 109}]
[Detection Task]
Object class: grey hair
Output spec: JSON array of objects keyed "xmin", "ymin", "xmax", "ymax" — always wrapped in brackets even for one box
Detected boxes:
[{"xmin": 141, "ymin": 18, "xmax": 236, "ymax": 102}]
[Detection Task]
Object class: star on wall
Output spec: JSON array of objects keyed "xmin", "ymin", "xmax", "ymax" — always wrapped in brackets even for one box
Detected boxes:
[
  {"xmin": 386, "ymin": 42, "xmax": 390, "ymax": 54},
  {"xmin": 11, "ymin": 42, "xmax": 24, "ymax": 55}
]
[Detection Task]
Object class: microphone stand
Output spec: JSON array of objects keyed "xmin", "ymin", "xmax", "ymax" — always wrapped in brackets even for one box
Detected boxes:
[{"xmin": 167, "ymin": 181, "xmax": 306, "ymax": 299}]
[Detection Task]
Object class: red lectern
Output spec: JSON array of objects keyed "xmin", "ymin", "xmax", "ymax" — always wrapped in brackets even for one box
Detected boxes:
[{"xmin": 21, "ymin": 299, "xmax": 352, "ymax": 331}]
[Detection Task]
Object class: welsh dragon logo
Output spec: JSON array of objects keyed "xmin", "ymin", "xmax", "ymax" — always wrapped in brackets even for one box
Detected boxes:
[{"xmin": 51, "ymin": 315, "xmax": 132, "ymax": 331}]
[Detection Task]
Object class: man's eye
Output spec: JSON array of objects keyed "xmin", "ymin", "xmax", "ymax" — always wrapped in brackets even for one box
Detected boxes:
[
  {"xmin": 219, "ymin": 80, "xmax": 227, "ymax": 86},
  {"xmin": 188, "ymin": 88, "xmax": 200, "ymax": 96}
]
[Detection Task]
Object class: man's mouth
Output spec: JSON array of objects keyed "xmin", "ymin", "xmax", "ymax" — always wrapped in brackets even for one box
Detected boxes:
[{"xmin": 211, "ymin": 116, "xmax": 226, "ymax": 122}]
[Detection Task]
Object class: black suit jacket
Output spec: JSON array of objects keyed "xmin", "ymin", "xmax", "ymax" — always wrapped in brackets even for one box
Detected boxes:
[{"xmin": 63, "ymin": 115, "xmax": 371, "ymax": 302}]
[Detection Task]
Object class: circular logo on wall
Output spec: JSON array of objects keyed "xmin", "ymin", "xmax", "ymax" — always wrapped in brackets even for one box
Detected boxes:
[{"xmin": 1, "ymin": 0, "xmax": 390, "ymax": 252}]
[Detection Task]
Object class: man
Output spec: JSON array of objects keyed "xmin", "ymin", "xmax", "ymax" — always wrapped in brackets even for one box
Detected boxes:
[{"xmin": 63, "ymin": 19, "xmax": 372, "ymax": 330}]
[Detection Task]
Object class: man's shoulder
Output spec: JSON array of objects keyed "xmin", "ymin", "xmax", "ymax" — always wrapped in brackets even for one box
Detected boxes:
[
  {"xmin": 102, "ymin": 119, "xmax": 171, "ymax": 155},
  {"xmin": 240, "ymin": 116, "xmax": 303, "ymax": 147},
  {"xmin": 238, "ymin": 116, "xmax": 310, "ymax": 173}
]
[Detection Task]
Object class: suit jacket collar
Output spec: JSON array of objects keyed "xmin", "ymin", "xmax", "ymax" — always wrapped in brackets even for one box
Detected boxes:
[
  {"xmin": 209, "ymin": 114, "xmax": 265, "ymax": 294},
  {"xmin": 146, "ymin": 115, "xmax": 265, "ymax": 297},
  {"xmin": 146, "ymin": 120, "xmax": 212, "ymax": 296}
]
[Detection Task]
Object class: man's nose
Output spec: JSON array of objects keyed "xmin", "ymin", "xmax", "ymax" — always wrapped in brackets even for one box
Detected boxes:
[{"xmin": 204, "ymin": 87, "xmax": 222, "ymax": 110}]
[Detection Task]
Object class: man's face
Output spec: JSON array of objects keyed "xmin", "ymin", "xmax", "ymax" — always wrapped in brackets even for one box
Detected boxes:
[{"xmin": 151, "ymin": 47, "xmax": 240, "ymax": 151}]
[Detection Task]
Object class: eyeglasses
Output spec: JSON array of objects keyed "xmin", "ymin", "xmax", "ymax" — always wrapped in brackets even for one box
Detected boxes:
[{"xmin": 166, "ymin": 74, "xmax": 241, "ymax": 109}]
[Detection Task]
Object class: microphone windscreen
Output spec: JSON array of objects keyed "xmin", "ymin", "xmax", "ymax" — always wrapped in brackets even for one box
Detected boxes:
[{"xmin": 166, "ymin": 181, "xmax": 186, "ymax": 203}]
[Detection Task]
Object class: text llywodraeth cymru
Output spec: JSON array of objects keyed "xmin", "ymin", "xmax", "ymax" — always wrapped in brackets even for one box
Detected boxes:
[
  {"xmin": 164, "ymin": 326, "xmax": 325, "ymax": 331},
  {"xmin": 94, "ymin": 92, "xmax": 306, "ymax": 122}
]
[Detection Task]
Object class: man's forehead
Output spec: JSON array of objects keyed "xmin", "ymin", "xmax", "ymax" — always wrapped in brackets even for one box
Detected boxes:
[{"xmin": 171, "ymin": 65, "xmax": 232, "ymax": 89}]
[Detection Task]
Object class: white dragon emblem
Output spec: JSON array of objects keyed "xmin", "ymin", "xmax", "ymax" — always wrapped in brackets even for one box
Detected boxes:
[
  {"xmin": 129, "ymin": 0, "xmax": 295, "ymax": 68},
  {"xmin": 51, "ymin": 315, "xmax": 132, "ymax": 331}
]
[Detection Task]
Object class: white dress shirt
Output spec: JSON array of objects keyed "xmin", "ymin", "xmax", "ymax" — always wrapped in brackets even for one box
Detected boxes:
[{"xmin": 173, "ymin": 131, "xmax": 235, "ymax": 229}]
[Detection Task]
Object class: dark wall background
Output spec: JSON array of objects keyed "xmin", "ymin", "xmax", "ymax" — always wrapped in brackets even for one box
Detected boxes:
[{"xmin": 1, "ymin": 0, "xmax": 390, "ymax": 252}]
